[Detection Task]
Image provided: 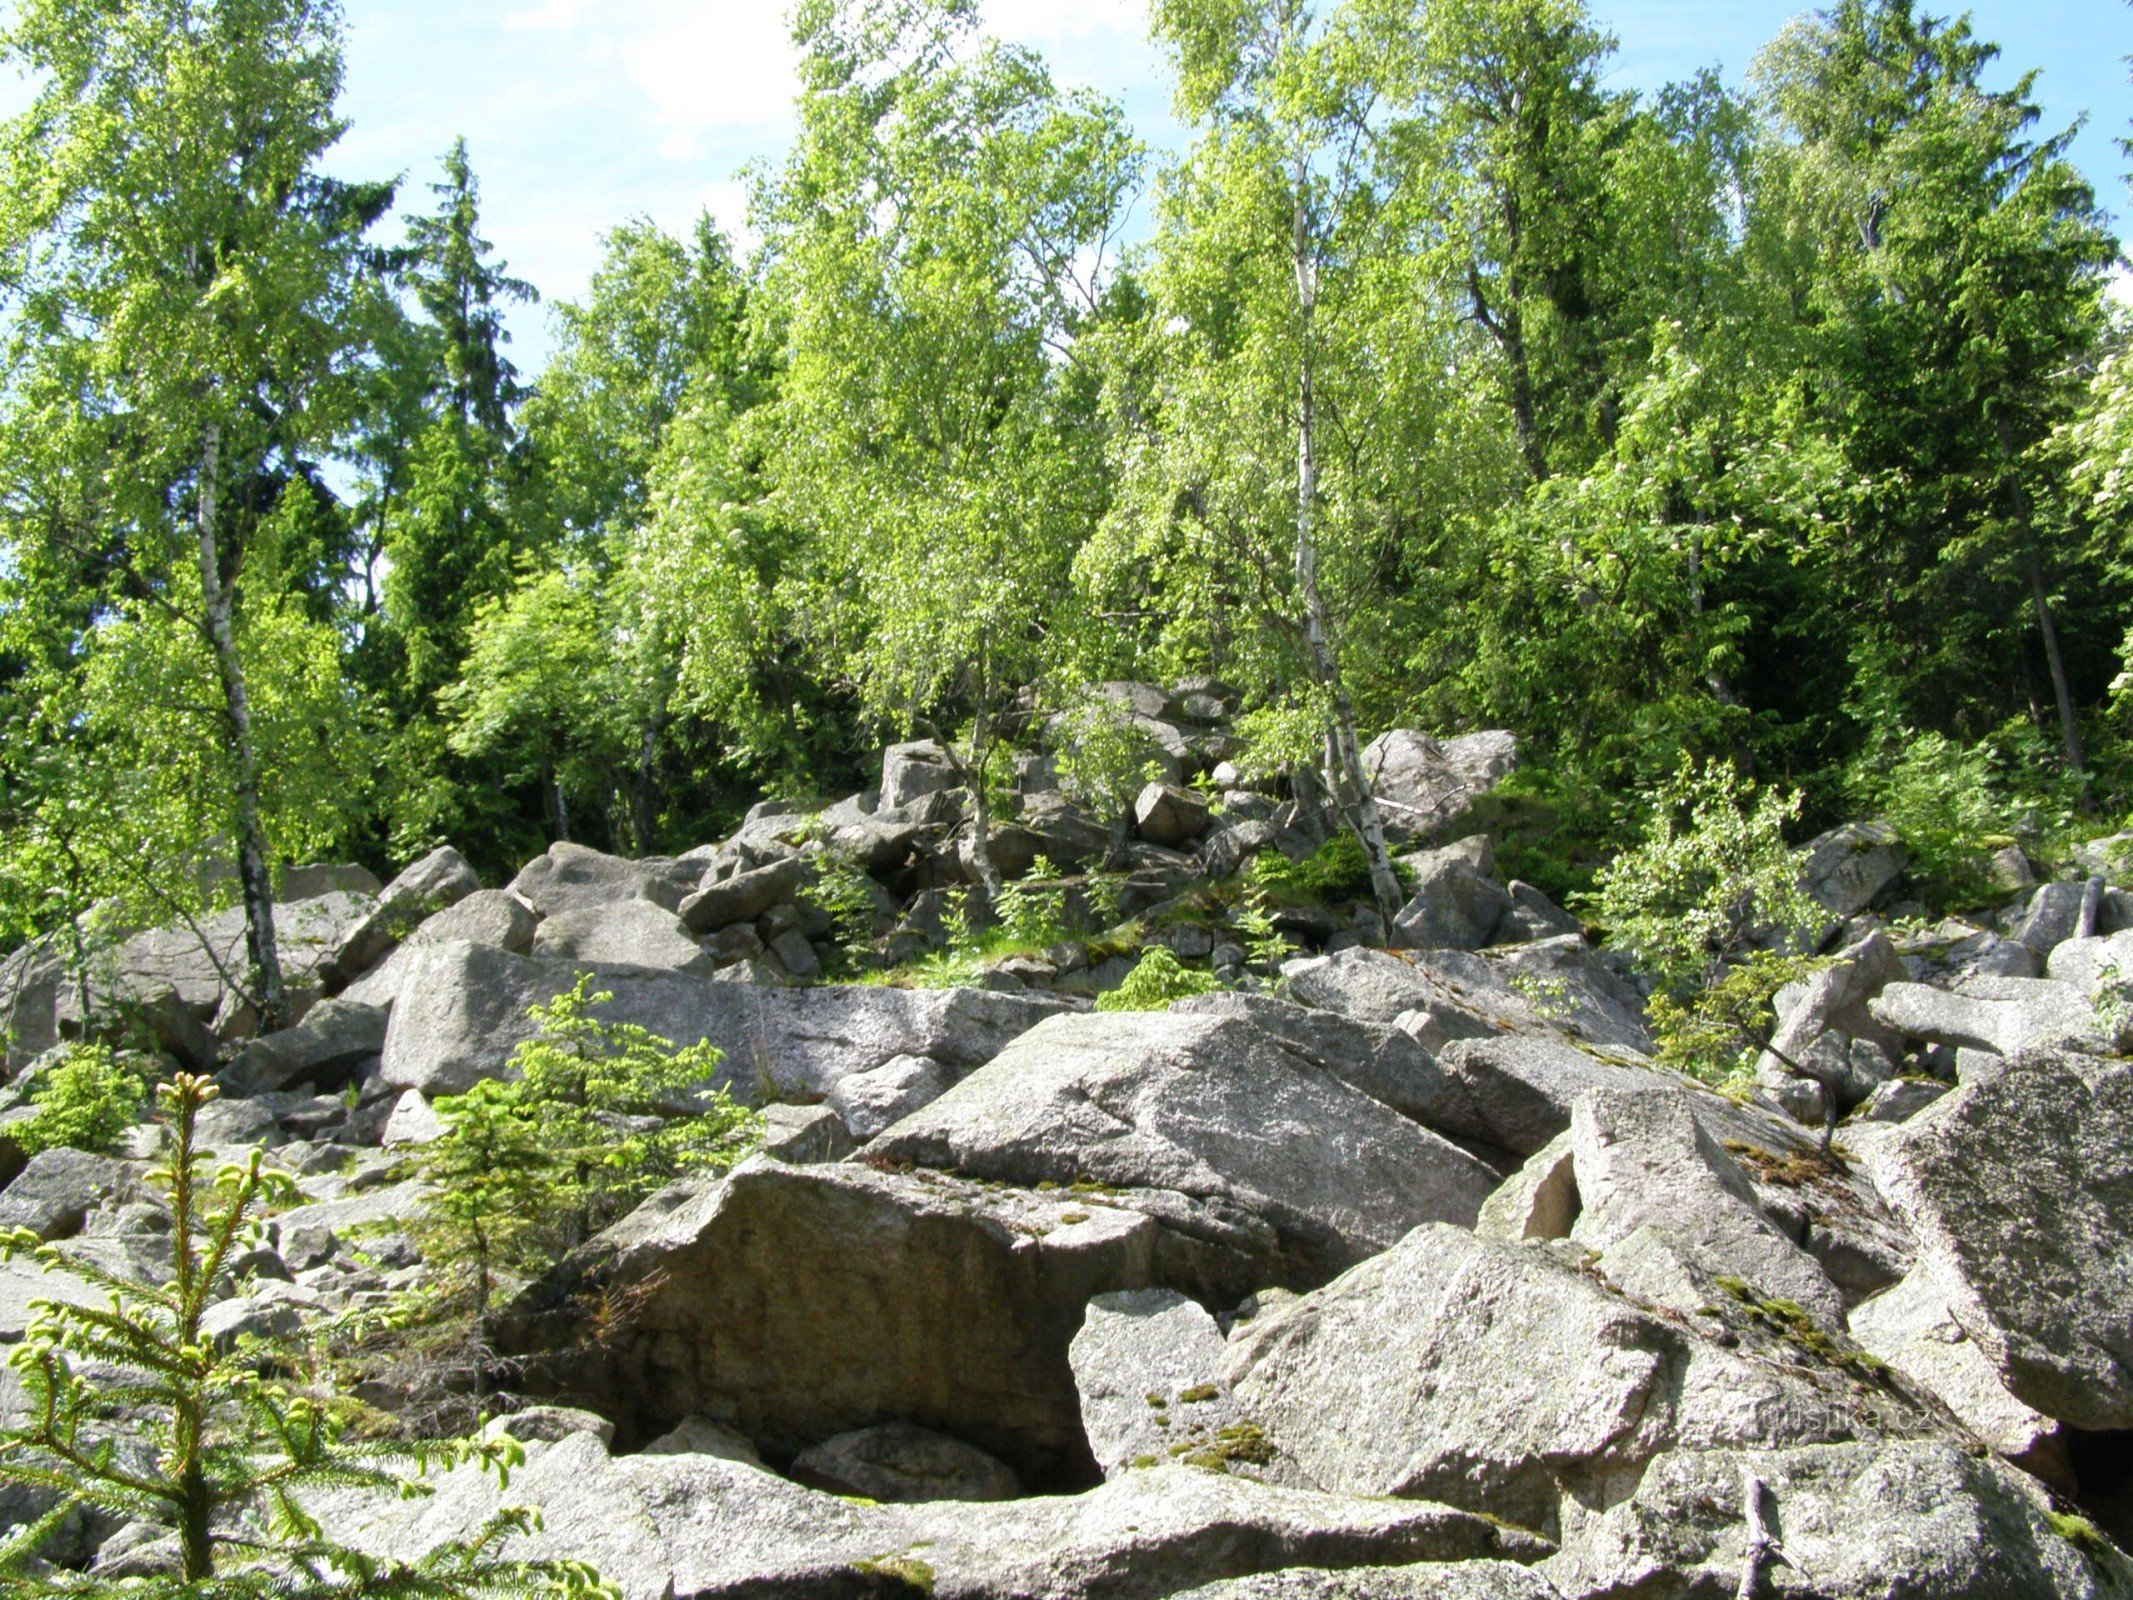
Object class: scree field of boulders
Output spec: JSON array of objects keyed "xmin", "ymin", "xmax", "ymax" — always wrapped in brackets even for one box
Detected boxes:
[{"xmin": 4, "ymin": 694, "xmax": 2131, "ymax": 1599}]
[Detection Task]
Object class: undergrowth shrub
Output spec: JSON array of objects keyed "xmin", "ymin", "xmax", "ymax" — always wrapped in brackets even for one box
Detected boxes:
[
  {"xmin": 1582, "ymin": 757, "xmax": 1821, "ymax": 998},
  {"xmin": 1096, "ymin": 946, "xmax": 1219, "ymax": 1011},
  {"xmin": 9, "ymin": 1043, "xmax": 148, "ymax": 1156}
]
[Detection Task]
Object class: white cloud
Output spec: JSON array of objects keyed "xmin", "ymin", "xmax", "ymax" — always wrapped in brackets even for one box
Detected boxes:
[
  {"xmin": 2111, "ymin": 264, "xmax": 2132, "ymax": 308},
  {"xmin": 619, "ymin": 3, "xmax": 801, "ymax": 157}
]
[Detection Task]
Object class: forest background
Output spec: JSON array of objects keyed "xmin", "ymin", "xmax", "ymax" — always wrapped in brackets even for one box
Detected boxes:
[{"xmin": 3, "ymin": 0, "xmax": 2132, "ymax": 1006}]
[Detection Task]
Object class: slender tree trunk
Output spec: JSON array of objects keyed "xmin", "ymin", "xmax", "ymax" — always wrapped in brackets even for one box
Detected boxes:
[
  {"xmin": 1292, "ymin": 159, "xmax": 1403, "ymax": 932},
  {"xmin": 631, "ymin": 720, "xmax": 662, "ymax": 855},
  {"xmin": 963, "ymin": 639, "xmax": 1004, "ymax": 913},
  {"xmin": 2025, "ymin": 549, "xmax": 2086, "ymax": 797},
  {"xmin": 547, "ymin": 768, "xmax": 572, "ymax": 843},
  {"xmin": 194, "ymin": 421, "xmax": 287, "ymax": 1031},
  {"xmin": 1468, "ymin": 265, "xmax": 1548, "ymax": 484}
]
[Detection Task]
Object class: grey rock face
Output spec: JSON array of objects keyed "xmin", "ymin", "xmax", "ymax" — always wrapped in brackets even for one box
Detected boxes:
[
  {"xmin": 1502, "ymin": 882, "xmax": 1582, "ymax": 942},
  {"xmin": 531, "ymin": 899, "xmax": 713, "ymax": 975},
  {"xmin": 757, "ymin": 1102, "xmax": 857, "ymax": 1164},
  {"xmin": 639, "ymin": 1415, "xmax": 764, "ymax": 1465},
  {"xmin": 1849, "ymin": 1266, "xmax": 2067, "ymax": 1479},
  {"xmin": 1869, "ymin": 977, "xmax": 2104, "ymax": 1057},
  {"xmin": 0, "ymin": 1149, "xmax": 135, "ymax": 1240},
  {"xmin": 509, "ymin": 842, "xmax": 699, "ymax": 918},
  {"xmin": 1542, "ymin": 1443, "xmax": 2103, "ymax": 1600},
  {"xmin": 1281, "ymin": 945, "xmax": 1651, "ymax": 1058},
  {"xmin": 2045, "ymin": 927, "xmax": 2133, "ymax": 993},
  {"xmin": 59, "ymin": 893, "xmax": 374, "ymax": 1025},
  {"xmin": 379, "ymin": 941, "xmax": 1066, "ymax": 1099},
  {"xmin": 1, "ymin": 940, "xmax": 62, "ymax": 1073},
  {"xmin": 790, "ymin": 1421, "xmax": 1021, "ymax": 1504},
  {"xmin": 679, "ymin": 857, "xmax": 808, "ymax": 934},
  {"xmin": 1135, "ymin": 782, "xmax": 1211, "ymax": 847},
  {"xmin": 489, "ymin": 1407, "xmax": 616, "ymax": 1448},
  {"xmin": 323, "ymin": 845, "xmax": 480, "ymax": 989},
  {"xmin": 338, "ymin": 890, "xmax": 539, "ymax": 1011},
  {"xmin": 1224, "ymin": 1225, "xmax": 1922, "ymax": 1536},
  {"xmin": 1392, "ymin": 846, "xmax": 1513, "ymax": 952},
  {"xmin": 333, "ymin": 1433, "xmax": 1539, "ymax": 1600},
  {"xmin": 1799, "ymin": 821, "xmax": 1910, "ymax": 918},
  {"xmin": 1069, "ymin": 1289, "xmax": 1237, "ymax": 1479},
  {"xmin": 1361, "ymin": 729, "xmax": 1519, "ymax": 844},
  {"xmin": 1864, "ymin": 1051, "xmax": 2133, "ymax": 1430},
  {"xmin": 864, "ymin": 1011, "xmax": 1501, "ymax": 1283},
  {"xmin": 1567, "ymin": 1089, "xmax": 1846, "ymax": 1326},
  {"xmin": 2015, "ymin": 881, "xmax": 2092, "ymax": 955},
  {"xmin": 1167, "ymin": 993, "xmax": 1476, "ymax": 1137},
  {"xmin": 1433, "ymin": 1034, "xmax": 1674, "ymax": 1158},
  {"xmin": 1174, "ymin": 1569, "xmax": 1560, "ymax": 1600},
  {"xmin": 1757, "ymin": 932, "xmax": 1906, "ymax": 1082},
  {"xmin": 1854, "ymin": 1077, "xmax": 1951, "ymax": 1123},
  {"xmin": 381, "ymin": 1089, "xmax": 445, "ymax": 1147},
  {"xmin": 496, "ymin": 1156, "xmax": 1205, "ymax": 1480},
  {"xmin": 224, "ymin": 998, "xmax": 387, "ymax": 1095},
  {"xmin": 881, "ymin": 740, "xmax": 961, "ymax": 810},
  {"xmin": 826, "ymin": 1054, "xmax": 951, "ymax": 1141}
]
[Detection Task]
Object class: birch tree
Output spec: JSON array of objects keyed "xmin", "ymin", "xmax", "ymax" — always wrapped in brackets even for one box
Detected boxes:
[
  {"xmin": 757, "ymin": 0, "xmax": 1137, "ymax": 907},
  {"xmin": 0, "ymin": 0, "xmax": 383, "ymax": 1027},
  {"xmin": 1089, "ymin": 0, "xmax": 1443, "ymax": 926}
]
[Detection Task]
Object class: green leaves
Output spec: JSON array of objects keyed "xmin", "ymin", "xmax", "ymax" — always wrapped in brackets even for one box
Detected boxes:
[
  {"xmin": 417, "ymin": 973, "xmax": 759, "ymax": 1301},
  {"xmin": 6, "ymin": 1044, "xmax": 146, "ymax": 1157},
  {"xmin": 1581, "ymin": 757, "xmax": 1822, "ymax": 998},
  {"xmin": 0, "ymin": 1074, "xmax": 605, "ymax": 1598}
]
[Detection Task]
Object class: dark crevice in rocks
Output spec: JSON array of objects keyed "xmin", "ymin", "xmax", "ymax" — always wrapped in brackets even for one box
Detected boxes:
[{"xmin": 2068, "ymin": 1427, "xmax": 2133, "ymax": 1551}]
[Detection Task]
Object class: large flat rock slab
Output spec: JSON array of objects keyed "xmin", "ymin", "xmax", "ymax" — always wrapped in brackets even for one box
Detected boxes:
[
  {"xmin": 495, "ymin": 1156, "xmax": 1268, "ymax": 1483},
  {"xmin": 1223, "ymin": 1225, "xmax": 1932, "ymax": 1538},
  {"xmin": 1864, "ymin": 1050, "xmax": 2133, "ymax": 1430},
  {"xmin": 379, "ymin": 940, "xmax": 1067, "ymax": 1099},
  {"xmin": 333, "ymin": 1433, "xmax": 1543, "ymax": 1600},
  {"xmin": 864, "ymin": 1011, "xmax": 1501, "ymax": 1285}
]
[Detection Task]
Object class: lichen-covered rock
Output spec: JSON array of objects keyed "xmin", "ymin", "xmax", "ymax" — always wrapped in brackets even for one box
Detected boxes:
[
  {"xmin": 864, "ymin": 1011, "xmax": 1501, "ymax": 1284},
  {"xmin": 1224, "ymin": 1224, "xmax": 1930, "ymax": 1537},
  {"xmin": 1848, "ymin": 1266, "xmax": 2068, "ymax": 1482},
  {"xmin": 330, "ymin": 1432, "xmax": 1542, "ymax": 1600},
  {"xmin": 495, "ymin": 1155, "xmax": 1256, "ymax": 1482},
  {"xmin": 1069, "ymin": 1289, "xmax": 1238, "ymax": 1479},
  {"xmin": 1863, "ymin": 1050, "xmax": 2133, "ymax": 1430},
  {"xmin": 1542, "ymin": 1442, "xmax": 2107, "ymax": 1600},
  {"xmin": 1799, "ymin": 821, "xmax": 1910, "ymax": 918},
  {"xmin": 1567, "ymin": 1089, "xmax": 1846, "ymax": 1327},
  {"xmin": 1361, "ymin": 729, "xmax": 1519, "ymax": 844}
]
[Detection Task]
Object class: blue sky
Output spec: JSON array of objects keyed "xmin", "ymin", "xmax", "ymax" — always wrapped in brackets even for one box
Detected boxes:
[{"xmin": 31, "ymin": 1, "xmax": 2133, "ymax": 368}]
